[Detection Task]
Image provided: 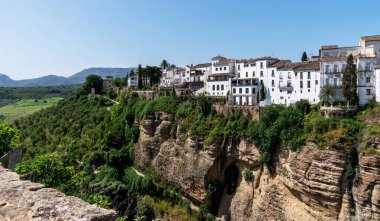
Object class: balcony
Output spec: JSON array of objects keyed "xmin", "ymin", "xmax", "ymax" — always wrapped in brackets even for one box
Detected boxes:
[
  {"xmin": 323, "ymin": 69, "xmax": 344, "ymax": 74},
  {"xmin": 279, "ymin": 80, "xmax": 293, "ymax": 90},
  {"xmin": 231, "ymin": 79, "xmax": 259, "ymax": 87}
]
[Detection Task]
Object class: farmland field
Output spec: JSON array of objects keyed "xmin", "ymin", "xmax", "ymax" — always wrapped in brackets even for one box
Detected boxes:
[{"xmin": 0, "ymin": 97, "xmax": 62, "ymax": 123}]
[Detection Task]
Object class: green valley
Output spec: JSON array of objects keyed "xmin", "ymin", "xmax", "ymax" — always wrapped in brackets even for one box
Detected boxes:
[{"xmin": 0, "ymin": 98, "xmax": 62, "ymax": 123}]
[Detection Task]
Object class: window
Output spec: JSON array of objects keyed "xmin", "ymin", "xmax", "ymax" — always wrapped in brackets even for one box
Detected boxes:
[
  {"xmin": 366, "ymin": 77, "xmax": 371, "ymax": 83},
  {"xmin": 325, "ymin": 65, "xmax": 330, "ymax": 73},
  {"xmin": 253, "ymin": 88, "xmax": 256, "ymax": 93},
  {"xmin": 271, "ymin": 70, "xmax": 275, "ymax": 77},
  {"xmin": 272, "ymin": 88, "xmax": 274, "ymax": 92},
  {"xmin": 334, "ymin": 78, "xmax": 338, "ymax": 86},
  {"xmin": 308, "ymin": 72, "xmax": 311, "ymax": 79},
  {"xmin": 272, "ymin": 80, "xmax": 274, "ymax": 86},
  {"xmin": 300, "ymin": 81, "xmax": 303, "ymax": 88},
  {"xmin": 253, "ymin": 71, "xmax": 255, "ymax": 77},
  {"xmin": 239, "ymin": 88, "xmax": 242, "ymax": 94},
  {"xmin": 246, "ymin": 88, "xmax": 249, "ymax": 94},
  {"xmin": 307, "ymin": 81, "xmax": 310, "ymax": 88},
  {"xmin": 315, "ymin": 80, "xmax": 318, "ymax": 85},
  {"xmin": 366, "ymin": 89, "xmax": 371, "ymax": 95},
  {"xmin": 238, "ymin": 73, "xmax": 240, "ymax": 78},
  {"xmin": 215, "ymin": 68, "xmax": 218, "ymax": 71},
  {"xmin": 212, "ymin": 85, "xmax": 215, "ymax": 90},
  {"xmin": 342, "ymin": 64, "xmax": 346, "ymax": 71},
  {"xmin": 333, "ymin": 64, "xmax": 338, "ymax": 72},
  {"xmin": 260, "ymin": 71, "xmax": 263, "ymax": 77},
  {"xmin": 260, "ymin": 62, "xmax": 263, "ymax": 68},
  {"xmin": 300, "ymin": 72, "xmax": 303, "ymax": 79},
  {"xmin": 224, "ymin": 67, "xmax": 227, "ymax": 71},
  {"xmin": 246, "ymin": 72, "xmax": 248, "ymax": 77},
  {"xmin": 308, "ymin": 89, "xmax": 310, "ymax": 92},
  {"xmin": 287, "ymin": 91, "xmax": 292, "ymax": 94},
  {"xmin": 295, "ymin": 72, "xmax": 298, "ymax": 77},
  {"xmin": 221, "ymin": 85, "xmax": 224, "ymax": 90},
  {"xmin": 233, "ymin": 88, "xmax": 236, "ymax": 94},
  {"xmin": 238, "ymin": 65, "xmax": 240, "ymax": 71},
  {"xmin": 217, "ymin": 85, "xmax": 220, "ymax": 90}
]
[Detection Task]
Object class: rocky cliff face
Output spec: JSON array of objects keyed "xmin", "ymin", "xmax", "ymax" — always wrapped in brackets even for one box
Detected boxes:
[
  {"xmin": 0, "ymin": 166, "xmax": 117, "ymax": 221},
  {"xmin": 134, "ymin": 113, "xmax": 380, "ymax": 221},
  {"xmin": 352, "ymin": 154, "xmax": 380, "ymax": 221}
]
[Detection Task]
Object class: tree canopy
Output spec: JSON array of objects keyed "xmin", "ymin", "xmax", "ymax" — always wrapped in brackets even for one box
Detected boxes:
[
  {"xmin": 82, "ymin": 74, "xmax": 103, "ymax": 94},
  {"xmin": 0, "ymin": 123, "xmax": 20, "ymax": 157},
  {"xmin": 342, "ymin": 54, "xmax": 358, "ymax": 106},
  {"xmin": 301, "ymin": 52, "xmax": 308, "ymax": 61}
]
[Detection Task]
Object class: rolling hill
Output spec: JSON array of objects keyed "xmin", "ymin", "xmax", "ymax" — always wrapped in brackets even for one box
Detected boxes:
[{"xmin": 0, "ymin": 67, "xmax": 135, "ymax": 87}]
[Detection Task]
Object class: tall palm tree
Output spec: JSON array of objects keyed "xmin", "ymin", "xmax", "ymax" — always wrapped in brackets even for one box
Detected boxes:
[{"xmin": 160, "ymin": 60, "xmax": 169, "ymax": 70}]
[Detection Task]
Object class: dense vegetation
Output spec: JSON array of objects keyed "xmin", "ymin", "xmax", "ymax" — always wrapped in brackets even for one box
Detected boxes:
[
  {"xmin": 0, "ymin": 123, "xmax": 20, "ymax": 157},
  {"xmin": 14, "ymin": 93, "xmax": 217, "ymax": 220},
  {"xmin": 0, "ymin": 85, "xmax": 79, "ymax": 107},
  {"xmin": 10, "ymin": 78, "xmax": 376, "ymax": 219}
]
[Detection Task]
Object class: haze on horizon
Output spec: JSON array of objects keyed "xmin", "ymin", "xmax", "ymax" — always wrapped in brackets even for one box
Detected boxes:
[{"xmin": 0, "ymin": 0, "xmax": 379, "ymax": 80}]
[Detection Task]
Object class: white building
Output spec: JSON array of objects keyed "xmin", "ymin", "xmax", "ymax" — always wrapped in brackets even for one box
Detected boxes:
[
  {"xmin": 319, "ymin": 35, "xmax": 380, "ymax": 106},
  {"xmin": 375, "ymin": 65, "xmax": 380, "ymax": 102},
  {"xmin": 160, "ymin": 67, "xmax": 186, "ymax": 87},
  {"xmin": 206, "ymin": 56, "xmax": 235, "ymax": 97},
  {"xmin": 185, "ymin": 63, "xmax": 211, "ymax": 92},
  {"xmin": 274, "ymin": 61, "xmax": 321, "ymax": 105},
  {"xmin": 127, "ymin": 74, "xmax": 138, "ymax": 88}
]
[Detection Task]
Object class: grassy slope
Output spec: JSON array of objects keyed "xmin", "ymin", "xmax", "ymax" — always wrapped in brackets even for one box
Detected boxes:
[{"xmin": 0, "ymin": 97, "xmax": 62, "ymax": 123}]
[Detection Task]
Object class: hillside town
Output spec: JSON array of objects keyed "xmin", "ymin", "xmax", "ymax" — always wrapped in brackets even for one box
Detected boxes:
[{"xmin": 124, "ymin": 35, "xmax": 380, "ymax": 107}]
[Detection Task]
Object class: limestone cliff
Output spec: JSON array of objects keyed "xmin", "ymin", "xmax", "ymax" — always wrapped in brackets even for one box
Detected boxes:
[
  {"xmin": 0, "ymin": 166, "xmax": 117, "ymax": 221},
  {"xmin": 134, "ymin": 113, "xmax": 380, "ymax": 221}
]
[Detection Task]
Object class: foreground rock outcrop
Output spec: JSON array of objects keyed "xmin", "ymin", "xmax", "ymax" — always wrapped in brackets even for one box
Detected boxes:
[
  {"xmin": 0, "ymin": 166, "xmax": 117, "ymax": 221},
  {"xmin": 134, "ymin": 113, "xmax": 380, "ymax": 221}
]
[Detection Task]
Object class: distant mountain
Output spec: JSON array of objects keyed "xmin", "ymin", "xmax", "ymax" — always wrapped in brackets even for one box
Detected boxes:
[
  {"xmin": 0, "ymin": 68, "xmax": 135, "ymax": 87},
  {"xmin": 67, "ymin": 68, "xmax": 133, "ymax": 84}
]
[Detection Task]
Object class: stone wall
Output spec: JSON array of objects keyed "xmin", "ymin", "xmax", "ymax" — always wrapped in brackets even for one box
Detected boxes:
[
  {"xmin": 213, "ymin": 104, "xmax": 260, "ymax": 121},
  {"xmin": 0, "ymin": 165, "xmax": 117, "ymax": 221}
]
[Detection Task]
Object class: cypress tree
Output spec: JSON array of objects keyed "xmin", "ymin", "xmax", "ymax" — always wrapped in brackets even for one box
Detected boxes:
[
  {"xmin": 342, "ymin": 54, "xmax": 358, "ymax": 106},
  {"xmin": 137, "ymin": 64, "xmax": 143, "ymax": 89},
  {"xmin": 301, "ymin": 52, "xmax": 308, "ymax": 61},
  {"xmin": 260, "ymin": 81, "xmax": 266, "ymax": 101}
]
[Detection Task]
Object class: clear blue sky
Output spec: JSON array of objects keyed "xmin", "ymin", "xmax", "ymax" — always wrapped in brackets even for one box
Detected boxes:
[{"xmin": 1, "ymin": 0, "xmax": 379, "ymax": 80}]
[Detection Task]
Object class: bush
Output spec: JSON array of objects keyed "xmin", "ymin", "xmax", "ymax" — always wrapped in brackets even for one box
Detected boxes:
[
  {"xmin": 243, "ymin": 168, "xmax": 253, "ymax": 182},
  {"xmin": 15, "ymin": 152, "xmax": 74, "ymax": 188},
  {"xmin": 295, "ymin": 99, "xmax": 311, "ymax": 115},
  {"xmin": 135, "ymin": 199, "xmax": 155, "ymax": 221}
]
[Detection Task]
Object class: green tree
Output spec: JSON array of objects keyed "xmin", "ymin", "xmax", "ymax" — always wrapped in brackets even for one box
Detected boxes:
[
  {"xmin": 342, "ymin": 54, "xmax": 358, "ymax": 106},
  {"xmin": 319, "ymin": 85, "xmax": 336, "ymax": 106},
  {"xmin": 260, "ymin": 81, "xmax": 266, "ymax": 101},
  {"xmin": 15, "ymin": 152, "xmax": 74, "ymax": 188},
  {"xmin": 137, "ymin": 64, "xmax": 143, "ymax": 89},
  {"xmin": 301, "ymin": 52, "xmax": 308, "ymax": 61},
  {"xmin": 169, "ymin": 64, "xmax": 177, "ymax": 69},
  {"xmin": 83, "ymin": 74, "xmax": 103, "ymax": 94},
  {"xmin": 0, "ymin": 123, "xmax": 20, "ymax": 157},
  {"xmin": 144, "ymin": 66, "xmax": 162, "ymax": 86},
  {"xmin": 113, "ymin": 77, "xmax": 125, "ymax": 88},
  {"xmin": 160, "ymin": 59, "xmax": 169, "ymax": 70},
  {"xmin": 295, "ymin": 99, "xmax": 311, "ymax": 115}
]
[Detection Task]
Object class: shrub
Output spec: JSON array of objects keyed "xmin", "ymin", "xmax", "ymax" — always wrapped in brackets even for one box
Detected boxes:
[
  {"xmin": 295, "ymin": 99, "xmax": 311, "ymax": 115},
  {"xmin": 243, "ymin": 168, "xmax": 253, "ymax": 182}
]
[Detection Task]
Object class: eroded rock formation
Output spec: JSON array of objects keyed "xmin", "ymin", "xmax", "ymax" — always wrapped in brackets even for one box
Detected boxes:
[
  {"xmin": 0, "ymin": 166, "xmax": 117, "ymax": 221},
  {"xmin": 135, "ymin": 113, "xmax": 380, "ymax": 221}
]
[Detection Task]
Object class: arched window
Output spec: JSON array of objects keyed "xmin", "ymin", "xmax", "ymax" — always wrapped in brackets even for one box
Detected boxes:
[
  {"xmin": 217, "ymin": 85, "xmax": 220, "ymax": 90},
  {"xmin": 212, "ymin": 85, "xmax": 215, "ymax": 90},
  {"xmin": 221, "ymin": 85, "xmax": 224, "ymax": 90}
]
